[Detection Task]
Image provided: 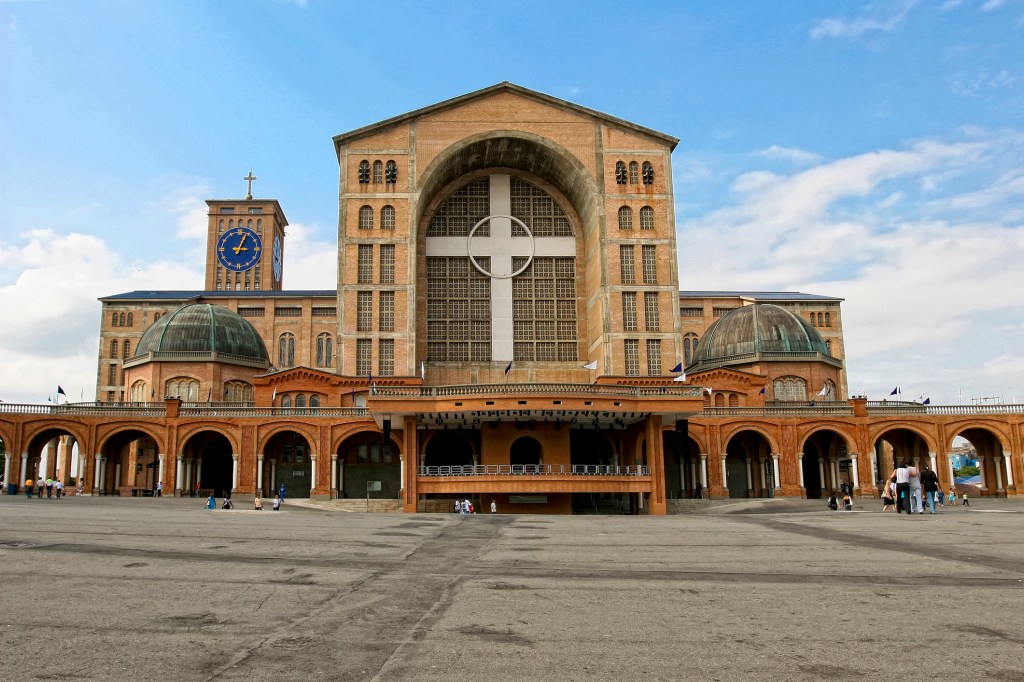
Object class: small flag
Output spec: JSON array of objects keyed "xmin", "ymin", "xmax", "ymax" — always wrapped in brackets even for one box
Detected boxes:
[
  {"xmin": 504, "ymin": 360, "xmax": 512, "ymax": 376},
  {"xmin": 889, "ymin": 386, "xmax": 900, "ymax": 396},
  {"xmin": 809, "ymin": 400, "xmax": 816, "ymax": 407},
  {"xmin": 704, "ymin": 387, "xmax": 713, "ymax": 395},
  {"xmin": 207, "ymin": 387, "xmax": 212, "ymax": 402},
  {"xmin": 47, "ymin": 395, "xmax": 52, "ymax": 403},
  {"xmin": 420, "ymin": 361, "xmax": 426, "ymax": 381},
  {"xmin": 673, "ymin": 373, "xmax": 687, "ymax": 382},
  {"xmin": 583, "ymin": 360, "xmax": 598, "ymax": 370},
  {"xmin": 57, "ymin": 385, "xmax": 66, "ymax": 396},
  {"xmin": 758, "ymin": 387, "xmax": 766, "ymax": 395},
  {"xmin": 271, "ymin": 386, "xmax": 277, "ymax": 402},
  {"xmin": 818, "ymin": 384, "xmax": 829, "ymax": 397},
  {"xmin": 670, "ymin": 363, "xmax": 683, "ymax": 373},
  {"xmin": 923, "ymin": 397, "xmax": 930, "ymax": 405},
  {"xmin": 224, "ymin": 387, "xmax": 230, "ymax": 398}
]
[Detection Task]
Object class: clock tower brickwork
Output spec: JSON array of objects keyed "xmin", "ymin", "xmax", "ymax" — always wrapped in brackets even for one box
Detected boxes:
[{"xmin": 204, "ymin": 199, "xmax": 288, "ymax": 292}]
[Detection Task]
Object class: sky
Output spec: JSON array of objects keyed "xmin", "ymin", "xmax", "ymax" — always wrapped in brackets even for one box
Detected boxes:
[{"xmin": 1, "ymin": 0, "xmax": 1022, "ymax": 406}]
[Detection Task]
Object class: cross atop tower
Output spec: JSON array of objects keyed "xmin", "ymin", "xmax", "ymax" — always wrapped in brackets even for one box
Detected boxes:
[{"xmin": 243, "ymin": 170, "xmax": 257, "ymax": 200}]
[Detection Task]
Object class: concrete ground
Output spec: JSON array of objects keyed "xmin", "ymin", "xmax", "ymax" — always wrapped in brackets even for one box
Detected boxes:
[{"xmin": 1, "ymin": 495, "xmax": 1022, "ymax": 682}]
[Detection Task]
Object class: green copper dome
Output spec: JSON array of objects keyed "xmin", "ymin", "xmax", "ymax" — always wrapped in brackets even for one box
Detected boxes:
[
  {"xmin": 129, "ymin": 303, "xmax": 269, "ymax": 367},
  {"xmin": 687, "ymin": 303, "xmax": 839, "ymax": 373}
]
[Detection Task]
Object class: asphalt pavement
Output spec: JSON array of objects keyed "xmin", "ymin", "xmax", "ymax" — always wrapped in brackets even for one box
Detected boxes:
[{"xmin": 1, "ymin": 495, "xmax": 1022, "ymax": 681}]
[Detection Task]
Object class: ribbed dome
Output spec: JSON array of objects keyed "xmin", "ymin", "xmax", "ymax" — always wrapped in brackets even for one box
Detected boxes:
[
  {"xmin": 688, "ymin": 303, "xmax": 833, "ymax": 372},
  {"xmin": 132, "ymin": 304, "xmax": 269, "ymax": 366}
]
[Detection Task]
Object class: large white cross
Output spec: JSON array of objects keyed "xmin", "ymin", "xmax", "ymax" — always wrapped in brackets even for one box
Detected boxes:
[{"xmin": 425, "ymin": 174, "xmax": 575, "ymax": 362}]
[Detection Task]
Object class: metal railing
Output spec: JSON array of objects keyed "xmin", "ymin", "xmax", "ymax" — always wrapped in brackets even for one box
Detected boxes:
[
  {"xmin": 702, "ymin": 404, "xmax": 854, "ymax": 417},
  {"xmin": 177, "ymin": 406, "xmax": 370, "ymax": 418},
  {"xmin": 418, "ymin": 464, "xmax": 650, "ymax": 477},
  {"xmin": 373, "ymin": 383, "xmax": 705, "ymax": 399}
]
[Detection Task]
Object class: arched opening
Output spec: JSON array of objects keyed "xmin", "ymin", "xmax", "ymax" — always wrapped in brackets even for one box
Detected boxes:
[
  {"xmin": 336, "ymin": 431, "xmax": 401, "ymax": 500},
  {"xmin": 724, "ymin": 430, "xmax": 773, "ymax": 499},
  {"xmin": 801, "ymin": 429, "xmax": 850, "ymax": 499},
  {"xmin": 663, "ymin": 431, "xmax": 702, "ymax": 499},
  {"xmin": 24, "ymin": 430, "xmax": 80, "ymax": 496},
  {"xmin": 423, "ymin": 430, "xmax": 474, "ymax": 468},
  {"xmin": 950, "ymin": 427, "xmax": 1008, "ymax": 498},
  {"xmin": 262, "ymin": 430, "xmax": 314, "ymax": 499},
  {"xmin": 181, "ymin": 431, "xmax": 234, "ymax": 498},
  {"xmin": 569, "ymin": 429, "xmax": 623, "ymax": 514},
  {"xmin": 510, "ymin": 436, "xmax": 542, "ymax": 467},
  {"xmin": 101, "ymin": 429, "xmax": 161, "ymax": 495}
]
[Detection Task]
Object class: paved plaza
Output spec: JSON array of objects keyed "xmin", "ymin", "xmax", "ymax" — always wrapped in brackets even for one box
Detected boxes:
[{"xmin": 1, "ymin": 495, "xmax": 1023, "ymax": 681}]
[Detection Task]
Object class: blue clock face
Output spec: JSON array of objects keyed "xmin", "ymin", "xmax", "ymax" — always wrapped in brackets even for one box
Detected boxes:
[
  {"xmin": 272, "ymin": 234, "xmax": 282, "ymax": 282},
  {"xmin": 217, "ymin": 227, "xmax": 263, "ymax": 272}
]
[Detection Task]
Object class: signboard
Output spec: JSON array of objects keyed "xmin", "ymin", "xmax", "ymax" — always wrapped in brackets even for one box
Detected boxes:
[{"xmin": 366, "ymin": 481, "xmax": 382, "ymax": 492}]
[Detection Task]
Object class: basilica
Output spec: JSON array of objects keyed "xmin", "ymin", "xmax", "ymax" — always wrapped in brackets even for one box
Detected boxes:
[{"xmin": 2, "ymin": 83, "xmax": 1021, "ymax": 513}]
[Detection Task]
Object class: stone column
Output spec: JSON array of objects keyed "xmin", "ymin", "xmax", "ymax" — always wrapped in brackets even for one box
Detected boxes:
[
  {"xmin": 851, "ymin": 454, "xmax": 860, "ymax": 491},
  {"xmin": 19, "ymin": 452, "xmax": 28, "ymax": 490},
  {"xmin": 818, "ymin": 457, "xmax": 826, "ymax": 491},
  {"xmin": 1003, "ymin": 451, "xmax": 1014, "ymax": 488},
  {"xmin": 979, "ymin": 455, "xmax": 988, "ymax": 491},
  {"xmin": 196, "ymin": 459, "xmax": 203, "ymax": 489},
  {"xmin": 269, "ymin": 459, "xmax": 276, "ymax": 490},
  {"xmin": 3, "ymin": 455, "xmax": 11, "ymax": 492},
  {"xmin": 93, "ymin": 454, "xmax": 101, "ymax": 491},
  {"xmin": 158, "ymin": 453, "xmax": 166, "ymax": 490},
  {"xmin": 175, "ymin": 456, "xmax": 184, "ymax": 495},
  {"xmin": 869, "ymin": 454, "xmax": 878, "ymax": 487},
  {"xmin": 338, "ymin": 461, "xmax": 345, "ymax": 499},
  {"xmin": 256, "ymin": 453, "xmax": 265, "ymax": 494},
  {"xmin": 231, "ymin": 454, "xmax": 239, "ymax": 492},
  {"xmin": 699, "ymin": 454, "xmax": 708, "ymax": 489},
  {"xmin": 772, "ymin": 454, "xmax": 781, "ymax": 491},
  {"xmin": 798, "ymin": 455, "xmax": 805, "ymax": 489},
  {"xmin": 310, "ymin": 454, "xmax": 318, "ymax": 492},
  {"xmin": 745, "ymin": 457, "xmax": 754, "ymax": 494},
  {"xmin": 994, "ymin": 455, "xmax": 1004, "ymax": 492},
  {"xmin": 114, "ymin": 461, "xmax": 121, "ymax": 494},
  {"xmin": 330, "ymin": 454, "xmax": 338, "ymax": 498},
  {"xmin": 946, "ymin": 454, "xmax": 956, "ymax": 489},
  {"xmin": 929, "ymin": 451, "xmax": 937, "ymax": 473},
  {"xmin": 184, "ymin": 459, "xmax": 192, "ymax": 493}
]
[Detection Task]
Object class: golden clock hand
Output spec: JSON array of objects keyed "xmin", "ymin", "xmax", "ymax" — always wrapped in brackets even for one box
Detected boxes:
[{"xmin": 233, "ymin": 232, "xmax": 249, "ymax": 254}]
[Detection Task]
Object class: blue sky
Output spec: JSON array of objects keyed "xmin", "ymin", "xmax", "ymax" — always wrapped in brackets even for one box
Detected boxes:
[{"xmin": 1, "ymin": 0, "xmax": 1022, "ymax": 405}]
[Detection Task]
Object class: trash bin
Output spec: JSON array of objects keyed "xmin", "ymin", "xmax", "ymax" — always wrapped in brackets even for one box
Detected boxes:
[{"xmin": 7, "ymin": 483, "xmax": 17, "ymax": 496}]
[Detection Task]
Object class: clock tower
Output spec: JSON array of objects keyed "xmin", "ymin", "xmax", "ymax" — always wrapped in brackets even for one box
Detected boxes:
[{"xmin": 204, "ymin": 179, "xmax": 288, "ymax": 292}]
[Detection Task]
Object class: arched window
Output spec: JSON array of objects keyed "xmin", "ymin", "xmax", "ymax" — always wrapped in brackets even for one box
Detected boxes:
[
  {"xmin": 281, "ymin": 395, "xmax": 291, "ymax": 408},
  {"xmin": 130, "ymin": 380, "xmax": 147, "ymax": 403},
  {"xmin": 618, "ymin": 206, "xmax": 633, "ymax": 230},
  {"xmin": 825, "ymin": 339, "xmax": 833, "ymax": 355},
  {"xmin": 628, "ymin": 161, "xmax": 639, "ymax": 184},
  {"xmin": 316, "ymin": 333, "xmax": 333, "ymax": 367},
  {"xmin": 278, "ymin": 333, "xmax": 295, "ymax": 367},
  {"xmin": 773, "ymin": 376, "xmax": 808, "ymax": 402},
  {"xmin": 639, "ymin": 206, "xmax": 654, "ymax": 230},
  {"xmin": 359, "ymin": 205, "xmax": 374, "ymax": 230},
  {"xmin": 126, "ymin": 312, "xmax": 133, "ymax": 327},
  {"xmin": 119, "ymin": 312, "xmax": 126, "ymax": 326},
  {"xmin": 385, "ymin": 160, "xmax": 397, "ymax": 184},
  {"xmin": 153, "ymin": 313, "xmax": 161, "ymax": 322},
  {"xmin": 817, "ymin": 312, "xmax": 824, "ymax": 326},
  {"xmin": 683, "ymin": 333, "xmax": 699, "ymax": 365},
  {"xmin": 111, "ymin": 340, "xmax": 118, "ymax": 357},
  {"xmin": 820, "ymin": 380, "xmax": 836, "ymax": 400},
  {"xmin": 714, "ymin": 393, "xmax": 725, "ymax": 407},
  {"xmin": 165, "ymin": 377, "xmax": 199, "ymax": 401},
  {"xmin": 224, "ymin": 381, "xmax": 253, "ymax": 402},
  {"xmin": 615, "ymin": 161, "xmax": 627, "ymax": 184},
  {"xmin": 728, "ymin": 394, "xmax": 739, "ymax": 407},
  {"xmin": 122, "ymin": 341, "xmax": 131, "ymax": 358},
  {"xmin": 111, "ymin": 312, "xmax": 119, "ymax": 327},
  {"xmin": 358, "ymin": 160, "xmax": 370, "ymax": 184},
  {"xmin": 355, "ymin": 394, "xmax": 367, "ymax": 408},
  {"xmin": 310, "ymin": 395, "xmax": 320, "ymax": 408},
  {"xmin": 825, "ymin": 312, "xmax": 831, "ymax": 327},
  {"xmin": 372, "ymin": 160, "xmax": 383, "ymax": 184},
  {"xmin": 296, "ymin": 394, "xmax": 306, "ymax": 408},
  {"xmin": 642, "ymin": 161, "xmax": 655, "ymax": 185},
  {"xmin": 380, "ymin": 205, "xmax": 395, "ymax": 230}
]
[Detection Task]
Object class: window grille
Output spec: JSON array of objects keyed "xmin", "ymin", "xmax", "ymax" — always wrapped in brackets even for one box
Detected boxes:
[
  {"xmin": 618, "ymin": 206, "xmax": 633, "ymax": 230},
  {"xmin": 311, "ymin": 307, "xmax": 335, "ymax": 317},
  {"xmin": 624, "ymin": 339, "xmax": 640, "ymax": 376},
  {"xmin": 357, "ymin": 292, "xmax": 372, "ymax": 332},
  {"xmin": 511, "ymin": 256, "xmax": 577, "ymax": 362},
  {"xmin": 509, "ymin": 177, "xmax": 573, "ymax": 236},
  {"xmin": 381, "ymin": 205, "xmax": 395, "ymax": 230},
  {"xmin": 639, "ymin": 206, "xmax": 654, "ymax": 230},
  {"xmin": 620, "ymin": 245, "xmax": 635, "ymax": 284},
  {"xmin": 646, "ymin": 339, "xmax": 662, "ymax": 375},
  {"xmin": 773, "ymin": 376, "xmax": 807, "ymax": 401},
  {"xmin": 279, "ymin": 333, "xmax": 295, "ymax": 367},
  {"xmin": 122, "ymin": 341, "xmax": 131, "ymax": 359},
  {"xmin": 372, "ymin": 160, "xmax": 383, "ymax": 184},
  {"xmin": 622, "ymin": 292, "xmax": 637, "ymax": 331},
  {"xmin": 680, "ymin": 307, "xmax": 702, "ymax": 317},
  {"xmin": 642, "ymin": 161, "xmax": 655, "ymax": 185},
  {"xmin": 358, "ymin": 245, "xmax": 373, "ymax": 283},
  {"xmin": 316, "ymin": 333, "xmax": 333, "ymax": 367},
  {"xmin": 274, "ymin": 307, "xmax": 301, "ymax": 317},
  {"xmin": 426, "ymin": 256, "xmax": 491, "ymax": 361},
  {"xmin": 111, "ymin": 340, "xmax": 118, "ymax": 357},
  {"xmin": 359, "ymin": 205, "xmax": 373, "ymax": 230},
  {"xmin": 428, "ymin": 178, "xmax": 489, "ymax": 237},
  {"xmin": 615, "ymin": 161, "xmax": 627, "ymax": 184},
  {"xmin": 379, "ymin": 291, "xmax": 394, "ymax": 331},
  {"xmin": 378, "ymin": 339, "xmax": 394, "ymax": 376},
  {"xmin": 628, "ymin": 161, "xmax": 639, "ymax": 184},
  {"xmin": 684, "ymin": 333, "xmax": 699, "ymax": 365},
  {"xmin": 644, "ymin": 292, "xmax": 660, "ymax": 331},
  {"xmin": 356, "ymin": 339, "xmax": 372, "ymax": 377},
  {"xmin": 379, "ymin": 244, "xmax": 395, "ymax": 284},
  {"xmin": 358, "ymin": 160, "xmax": 370, "ymax": 184},
  {"xmin": 385, "ymin": 160, "xmax": 398, "ymax": 184},
  {"xmin": 641, "ymin": 245, "xmax": 657, "ymax": 284}
]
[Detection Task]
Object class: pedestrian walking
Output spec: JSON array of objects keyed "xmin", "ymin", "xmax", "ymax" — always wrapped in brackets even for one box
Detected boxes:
[
  {"xmin": 24, "ymin": 479, "xmax": 33, "ymax": 498},
  {"xmin": 272, "ymin": 494, "xmax": 281, "ymax": 510},
  {"xmin": 279, "ymin": 483, "xmax": 286, "ymax": 501},
  {"xmin": 827, "ymin": 492, "xmax": 839, "ymax": 511},
  {"xmin": 254, "ymin": 494, "xmax": 263, "ymax": 510},
  {"xmin": 155, "ymin": 481, "xmax": 163, "ymax": 497},
  {"xmin": 961, "ymin": 492, "xmax": 970, "ymax": 507},
  {"xmin": 454, "ymin": 499, "xmax": 462, "ymax": 514},
  {"xmin": 490, "ymin": 499, "xmax": 497, "ymax": 514},
  {"xmin": 908, "ymin": 462, "xmax": 923, "ymax": 514},
  {"xmin": 55, "ymin": 480, "xmax": 63, "ymax": 498},
  {"xmin": 881, "ymin": 488, "xmax": 895, "ymax": 512},
  {"xmin": 45, "ymin": 478, "xmax": 53, "ymax": 498},
  {"xmin": 894, "ymin": 461, "xmax": 911, "ymax": 515}
]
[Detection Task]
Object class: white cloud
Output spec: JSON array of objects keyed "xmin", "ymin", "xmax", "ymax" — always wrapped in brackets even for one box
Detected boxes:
[
  {"xmin": 756, "ymin": 145, "xmax": 822, "ymax": 165},
  {"xmin": 951, "ymin": 69, "xmax": 1017, "ymax": 97},
  {"xmin": 679, "ymin": 128, "xmax": 1024, "ymax": 404},
  {"xmin": 981, "ymin": 0, "xmax": 1006, "ymax": 11},
  {"xmin": 277, "ymin": 221, "xmax": 336, "ymax": 289},
  {"xmin": 810, "ymin": 0, "xmax": 918, "ymax": 40}
]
